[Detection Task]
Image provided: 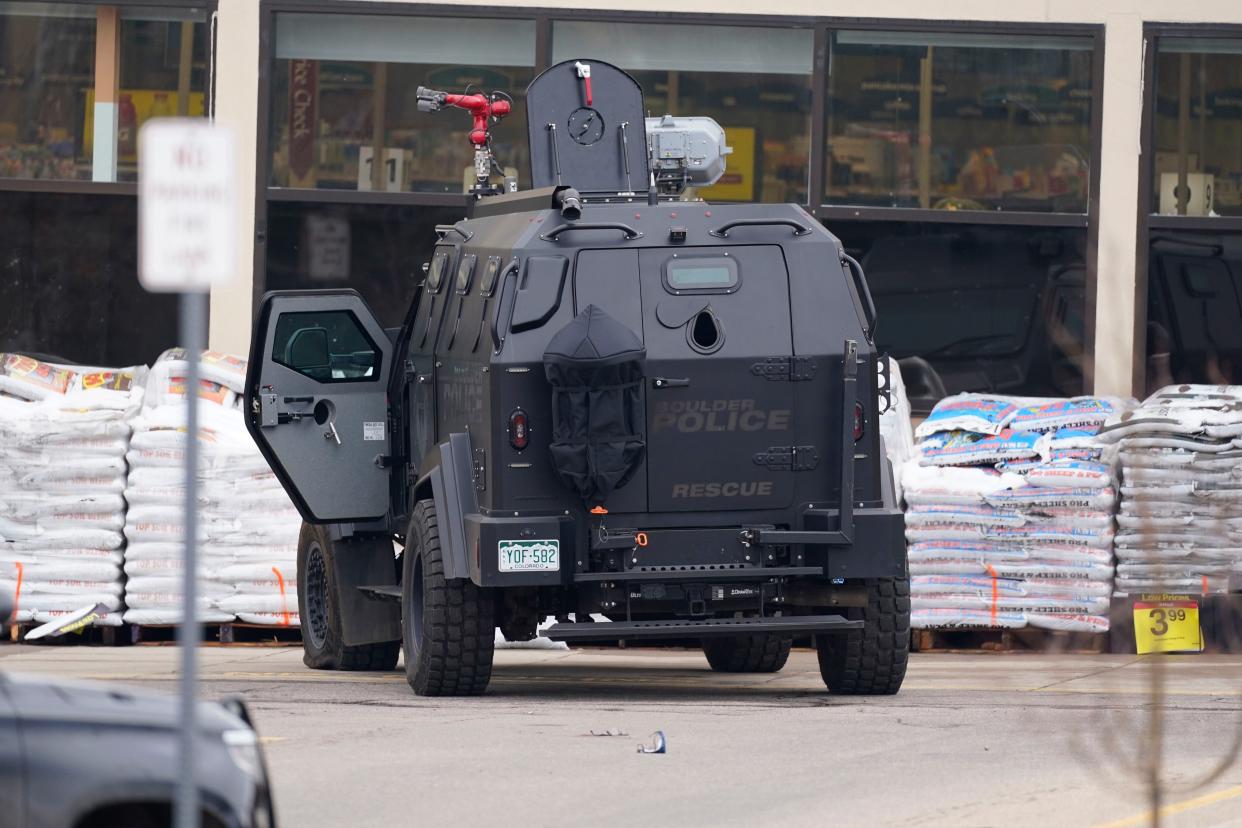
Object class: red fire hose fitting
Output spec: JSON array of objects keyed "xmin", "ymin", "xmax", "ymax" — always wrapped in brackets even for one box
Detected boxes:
[{"xmin": 441, "ymin": 93, "xmax": 511, "ymax": 146}]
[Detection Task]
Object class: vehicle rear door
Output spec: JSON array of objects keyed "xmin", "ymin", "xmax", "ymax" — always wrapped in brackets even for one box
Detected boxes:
[
  {"xmin": 244, "ymin": 290, "xmax": 393, "ymax": 523},
  {"xmin": 640, "ymin": 245, "xmax": 796, "ymax": 512}
]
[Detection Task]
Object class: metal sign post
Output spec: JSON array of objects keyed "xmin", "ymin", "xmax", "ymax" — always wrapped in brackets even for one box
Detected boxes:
[{"xmin": 139, "ymin": 119, "xmax": 236, "ymax": 828}]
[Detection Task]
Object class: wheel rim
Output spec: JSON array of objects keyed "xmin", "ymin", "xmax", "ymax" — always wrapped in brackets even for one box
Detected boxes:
[
  {"xmin": 407, "ymin": 553, "xmax": 424, "ymax": 663},
  {"xmin": 305, "ymin": 542, "xmax": 329, "ymax": 650}
]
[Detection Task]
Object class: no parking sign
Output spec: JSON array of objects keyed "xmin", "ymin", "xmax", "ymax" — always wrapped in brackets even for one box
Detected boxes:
[{"xmin": 139, "ymin": 119, "xmax": 237, "ymax": 291}]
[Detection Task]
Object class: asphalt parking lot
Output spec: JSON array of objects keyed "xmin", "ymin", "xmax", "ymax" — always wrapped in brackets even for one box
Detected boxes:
[{"xmin": 3, "ymin": 644, "xmax": 1241, "ymax": 827}]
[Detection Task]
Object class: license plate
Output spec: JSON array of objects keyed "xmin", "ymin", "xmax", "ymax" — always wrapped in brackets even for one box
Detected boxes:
[{"xmin": 498, "ymin": 539, "xmax": 560, "ymax": 572}]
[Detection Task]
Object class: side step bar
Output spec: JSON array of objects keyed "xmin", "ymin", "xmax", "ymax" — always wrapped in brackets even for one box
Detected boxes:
[
  {"xmin": 358, "ymin": 585, "xmax": 401, "ymax": 602},
  {"xmin": 573, "ymin": 566, "xmax": 823, "ymax": 584},
  {"xmin": 541, "ymin": 614, "xmax": 862, "ymax": 642}
]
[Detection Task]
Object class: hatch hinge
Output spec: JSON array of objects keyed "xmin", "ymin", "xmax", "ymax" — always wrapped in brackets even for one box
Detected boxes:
[
  {"xmin": 472, "ymin": 447, "xmax": 486, "ymax": 491},
  {"xmin": 753, "ymin": 446, "xmax": 819, "ymax": 471},
  {"xmin": 750, "ymin": 356, "xmax": 816, "ymax": 382}
]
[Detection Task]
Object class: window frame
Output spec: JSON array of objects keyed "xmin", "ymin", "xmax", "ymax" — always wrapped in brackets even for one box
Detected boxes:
[
  {"xmin": 0, "ymin": 0, "xmax": 218, "ymax": 196},
  {"xmin": 1134, "ymin": 23, "xmax": 1242, "ymax": 393}
]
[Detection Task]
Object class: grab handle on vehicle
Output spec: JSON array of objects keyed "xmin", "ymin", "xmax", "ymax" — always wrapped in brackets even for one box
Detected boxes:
[
  {"xmin": 840, "ymin": 253, "xmax": 876, "ymax": 344},
  {"xmin": 708, "ymin": 218, "xmax": 810, "ymax": 238},
  {"xmin": 652, "ymin": 377, "xmax": 690, "ymax": 389},
  {"xmin": 540, "ymin": 222, "xmax": 643, "ymax": 241}
]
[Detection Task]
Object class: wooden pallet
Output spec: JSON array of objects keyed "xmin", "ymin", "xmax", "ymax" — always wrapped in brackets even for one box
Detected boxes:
[
  {"xmin": 6, "ymin": 622, "xmax": 125, "ymax": 646},
  {"xmin": 129, "ymin": 622, "xmax": 300, "ymax": 646},
  {"xmin": 911, "ymin": 627, "xmax": 1109, "ymax": 654}
]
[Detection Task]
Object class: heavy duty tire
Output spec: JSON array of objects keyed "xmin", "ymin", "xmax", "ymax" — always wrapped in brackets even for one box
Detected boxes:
[
  {"xmin": 297, "ymin": 523, "xmax": 401, "ymax": 671},
  {"xmin": 815, "ymin": 577, "xmax": 910, "ymax": 695},
  {"xmin": 402, "ymin": 500, "xmax": 495, "ymax": 696},
  {"xmin": 701, "ymin": 634, "xmax": 792, "ymax": 673}
]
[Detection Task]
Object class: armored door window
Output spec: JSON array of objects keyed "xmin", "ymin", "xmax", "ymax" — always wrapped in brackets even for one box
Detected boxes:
[{"xmin": 272, "ymin": 310, "xmax": 381, "ymax": 382}]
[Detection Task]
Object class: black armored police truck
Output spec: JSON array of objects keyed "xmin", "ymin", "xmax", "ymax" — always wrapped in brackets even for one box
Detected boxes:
[{"xmin": 244, "ymin": 60, "xmax": 909, "ymax": 697}]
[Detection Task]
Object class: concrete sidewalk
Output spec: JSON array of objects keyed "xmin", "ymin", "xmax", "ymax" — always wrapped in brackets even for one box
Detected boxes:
[{"xmin": 3, "ymin": 645, "xmax": 1241, "ymax": 827}]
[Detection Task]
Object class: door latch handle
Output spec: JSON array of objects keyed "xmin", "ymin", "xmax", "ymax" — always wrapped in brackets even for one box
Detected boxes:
[
  {"xmin": 652, "ymin": 377, "xmax": 690, "ymax": 389},
  {"xmin": 324, "ymin": 421, "xmax": 341, "ymax": 445}
]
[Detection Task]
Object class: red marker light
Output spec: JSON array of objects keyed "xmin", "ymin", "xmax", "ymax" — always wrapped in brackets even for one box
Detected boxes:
[{"xmin": 509, "ymin": 408, "xmax": 530, "ymax": 451}]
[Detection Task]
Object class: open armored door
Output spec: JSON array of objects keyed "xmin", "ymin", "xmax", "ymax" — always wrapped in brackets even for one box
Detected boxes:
[{"xmin": 244, "ymin": 290, "xmax": 393, "ymax": 523}]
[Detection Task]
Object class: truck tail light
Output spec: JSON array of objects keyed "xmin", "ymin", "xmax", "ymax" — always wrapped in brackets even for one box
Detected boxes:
[
  {"xmin": 508, "ymin": 408, "xmax": 529, "ymax": 451},
  {"xmin": 853, "ymin": 401, "xmax": 865, "ymax": 442}
]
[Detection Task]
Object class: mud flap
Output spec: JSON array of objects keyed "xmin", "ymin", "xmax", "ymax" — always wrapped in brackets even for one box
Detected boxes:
[
  {"xmin": 332, "ymin": 536, "xmax": 402, "ymax": 646},
  {"xmin": 422, "ymin": 433, "xmax": 478, "ymax": 582}
]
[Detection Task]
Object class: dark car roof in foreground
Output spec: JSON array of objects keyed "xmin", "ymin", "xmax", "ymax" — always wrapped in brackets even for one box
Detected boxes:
[{"xmin": 1, "ymin": 671, "xmax": 245, "ymax": 734}]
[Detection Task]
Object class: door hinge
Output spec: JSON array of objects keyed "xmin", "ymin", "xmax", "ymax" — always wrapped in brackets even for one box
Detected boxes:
[
  {"xmin": 753, "ymin": 446, "xmax": 819, "ymax": 471},
  {"xmin": 472, "ymin": 447, "xmax": 486, "ymax": 491},
  {"xmin": 750, "ymin": 356, "xmax": 816, "ymax": 381}
]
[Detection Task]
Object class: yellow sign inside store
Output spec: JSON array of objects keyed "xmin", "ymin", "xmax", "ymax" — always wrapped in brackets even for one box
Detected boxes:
[
  {"xmin": 84, "ymin": 90, "xmax": 207, "ymax": 160},
  {"xmin": 1133, "ymin": 595, "xmax": 1203, "ymax": 654},
  {"xmin": 699, "ymin": 126, "xmax": 755, "ymax": 202}
]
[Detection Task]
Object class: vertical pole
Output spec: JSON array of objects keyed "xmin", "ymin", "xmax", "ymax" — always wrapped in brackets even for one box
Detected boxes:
[
  {"xmin": 176, "ymin": 290, "xmax": 207, "ymax": 828},
  {"xmin": 917, "ymin": 47, "xmax": 934, "ymax": 210},
  {"xmin": 1094, "ymin": 15, "xmax": 1144, "ymax": 398},
  {"xmin": 371, "ymin": 62, "xmax": 388, "ymax": 191},
  {"xmin": 92, "ymin": 6, "xmax": 121, "ymax": 182},
  {"xmin": 209, "ymin": 0, "xmax": 261, "ymax": 355},
  {"xmin": 177, "ymin": 21, "xmax": 195, "ymax": 117},
  {"xmin": 1176, "ymin": 52, "xmax": 1190, "ymax": 215}
]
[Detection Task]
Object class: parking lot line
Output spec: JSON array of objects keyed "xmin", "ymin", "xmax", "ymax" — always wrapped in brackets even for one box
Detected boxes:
[{"xmin": 1092, "ymin": 783, "xmax": 1242, "ymax": 828}]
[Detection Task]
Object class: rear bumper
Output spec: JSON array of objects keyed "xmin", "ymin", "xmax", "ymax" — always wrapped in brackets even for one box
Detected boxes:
[{"xmin": 462, "ymin": 506, "xmax": 905, "ymax": 587}]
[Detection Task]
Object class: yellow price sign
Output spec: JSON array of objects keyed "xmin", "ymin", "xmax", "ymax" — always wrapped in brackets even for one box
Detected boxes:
[{"xmin": 1133, "ymin": 595, "xmax": 1203, "ymax": 654}]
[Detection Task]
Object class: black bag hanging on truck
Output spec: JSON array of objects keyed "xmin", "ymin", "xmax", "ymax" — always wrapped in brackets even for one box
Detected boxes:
[{"xmin": 542, "ymin": 305, "xmax": 646, "ymax": 504}]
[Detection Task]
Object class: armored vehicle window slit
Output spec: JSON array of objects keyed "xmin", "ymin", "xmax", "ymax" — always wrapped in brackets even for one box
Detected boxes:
[
  {"xmin": 663, "ymin": 256, "xmax": 739, "ymax": 295},
  {"xmin": 491, "ymin": 263, "xmax": 520, "ymax": 352},
  {"xmin": 472, "ymin": 301, "xmax": 489, "ymax": 353}
]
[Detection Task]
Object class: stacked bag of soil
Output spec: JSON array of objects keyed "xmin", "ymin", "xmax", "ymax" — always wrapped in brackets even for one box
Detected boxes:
[
  {"xmin": 122, "ymin": 349, "xmax": 300, "ymax": 627},
  {"xmin": 1096, "ymin": 384, "xmax": 1242, "ymax": 594},
  {"xmin": 904, "ymin": 394, "xmax": 1129, "ymax": 633},
  {"xmin": 0, "ymin": 354, "xmax": 147, "ymax": 627},
  {"xmin": 878, "ymin": 358, "xmax": 916, "ymax": 502}
]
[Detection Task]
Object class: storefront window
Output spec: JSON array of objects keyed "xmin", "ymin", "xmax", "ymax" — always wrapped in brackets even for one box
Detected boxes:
[
  {"xmin": 826, "ymin": 31, "xmax": 1094, "ymax": 213},
  {"xmin": 550, "ymin": 20, "xmax": 814, "ymax": 204},
  {"xmin": 1151, "ymin": 38, "xmax": 1242, "ymax": 217},
  {"xmin": 265, "ymin": 201, "xmax": 464, "ymax": 327},
  {"xmin": 270, "ymin": 13, "xmax": 536, "ymax": 193},
  {"xmin": 1146, "ymin": 230, "xmax": 1242, "ymax": 391},
  {"xmin": 112, "ymin": 11, "xmax": 211, "ymax": 181},
  {"xmin": 0, "ymin": 3, "xmax": 97, "ymax": 180},
  {"xmin": 828, "ymin": 219, "xmax": 1087, "ymax": 410},
  {"xmin": 0, "ymin": 4, "xmax": 210, "ymax": 183},
  {"xmin": 0, "ymin": 189, "xmax": 177, "ymax": 365}
]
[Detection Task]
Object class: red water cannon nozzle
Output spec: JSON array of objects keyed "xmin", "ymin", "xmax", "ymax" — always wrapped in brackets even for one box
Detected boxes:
[{"xmin": 416, "ymin": 86, "xmax": 511, "ymax": 146}]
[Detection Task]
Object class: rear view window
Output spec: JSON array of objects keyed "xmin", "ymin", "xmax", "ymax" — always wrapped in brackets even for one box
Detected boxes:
[{"xmin": 664, "ymin": 257, "xmax": 739, "ymax": 293}]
